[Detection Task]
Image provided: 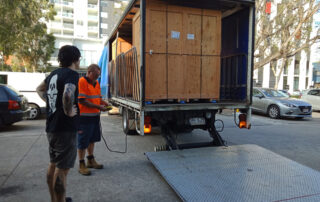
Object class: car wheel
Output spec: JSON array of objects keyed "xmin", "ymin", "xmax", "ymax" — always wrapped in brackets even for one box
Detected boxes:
[
  {"xmin": 28, "ymin": 104, "xmax": 40, "ymax": 120},
  {"xmin": 268, "ymin": 105, "xmax": 280, "ymax": 119}
]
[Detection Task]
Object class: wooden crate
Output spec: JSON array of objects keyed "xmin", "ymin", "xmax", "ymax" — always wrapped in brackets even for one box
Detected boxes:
[
  {"xmin": 142, "ymin": 1, "xmax": 221, "ymax": 101},
  {"xmin": 112, "ymin": 37, "xmax": 132, "ymax": 60}
]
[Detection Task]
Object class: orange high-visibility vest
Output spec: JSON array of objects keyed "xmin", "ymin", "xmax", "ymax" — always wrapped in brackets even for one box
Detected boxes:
[{"xmin": 78, "ymin": 77, "xmax": 102, "ymax": 116}]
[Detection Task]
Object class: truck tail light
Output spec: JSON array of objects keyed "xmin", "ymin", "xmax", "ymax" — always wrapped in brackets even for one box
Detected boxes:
[
  {"xmin": 239, "ymin": 114, "xmax": 247, "ymax": 129},
  {"xmin": 144, "ymin": 116, "xmax": 152, "ymax": 134},
  {"xmin": 8, "ymin": 100, "xmax": 20, "ymax": 110}
]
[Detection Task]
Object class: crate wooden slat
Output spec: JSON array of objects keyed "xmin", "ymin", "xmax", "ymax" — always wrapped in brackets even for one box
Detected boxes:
[
  {"xmin": 168, "ymin": 54, "xmax": 184, "ymax": 99},
  {"xmin": 167, "ymin": 10, "xmax": 183, "ymax": 54},
  {"xmin": 145, "ymin": 54, "xmax": 167, "ymax": 100},
  {"xmin": 201, "ymin": 56, "xmax": 220, "ymax": 99},
  {"xmin": 146, "ymin": 6, "xmax": 166, "ymax": 53},
  {"xmin": 202, "ymin": 10, "xmax": 221, "ymax": 56}
]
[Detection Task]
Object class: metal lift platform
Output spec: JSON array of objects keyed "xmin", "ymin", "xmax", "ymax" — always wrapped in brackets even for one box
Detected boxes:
[{"xmin": 145, "ymin": 144, "xmax": 320, "ymax": 202}]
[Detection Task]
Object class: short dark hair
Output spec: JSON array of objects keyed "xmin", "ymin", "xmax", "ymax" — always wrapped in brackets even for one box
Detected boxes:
[
  {"xmin": 58, "ymin": 45, "xmax": 81, "ymax": 67},
  {"xmin": 87, "ymin": 64, "xmax": 100, "ymax": 72}
]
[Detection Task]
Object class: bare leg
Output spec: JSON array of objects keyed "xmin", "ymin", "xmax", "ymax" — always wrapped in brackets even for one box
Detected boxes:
[
  {"xmin": 77, "ymin": 149, "xmax": 86, "ymax": 161},
  {"xmin": 47, "ymin": 163, "xmax": 56, "ymax": 202},
  {"xmin": 87, "ymin": 143, "xmax": 95, "ymax": 156},
  {"xmin": 53, "ymin": 168, "xmax": 69, "ymax": 202}
]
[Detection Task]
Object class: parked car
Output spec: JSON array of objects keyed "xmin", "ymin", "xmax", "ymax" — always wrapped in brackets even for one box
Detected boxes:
[
  {"xmin": 300, "ymin": 89, "xmax": 320, "ymax": 111},
  {"xmin": 0, "ymin": 84, "xmax": 30, "ymax": 126},
  {"xmin": 278, "ymin": 90, "xmax": 290, "ymax": 97},
  {"xmin": 252, "ymin": 87, "xmax": 312, "ymax": 119},
  {"xmin": 0, "ymin": 71, "xmax": 46, "ymax": 119}
]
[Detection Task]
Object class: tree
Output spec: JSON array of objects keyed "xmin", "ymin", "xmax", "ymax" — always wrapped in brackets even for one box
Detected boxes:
[
  {"xmin": 254, "ymin": 0, "xmax": 320, "ymax": 89},
  {"xmin": 0, "ymin": 0, "xmax": 56, "ymax": 72}
]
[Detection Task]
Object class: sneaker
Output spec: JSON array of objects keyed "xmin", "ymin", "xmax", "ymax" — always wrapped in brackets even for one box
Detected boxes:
[
  {"xmin": 87, "ymin": 156, "xmax": 103, "ymax": 169},
  {"xmin": 79, "ymin": 161, "xmax": 91, "ymax": 175}
]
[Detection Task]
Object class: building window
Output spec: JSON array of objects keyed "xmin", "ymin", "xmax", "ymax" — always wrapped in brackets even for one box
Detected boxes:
[
  {"xmin": 283, "ymin": 65, "xmax": 288, "ymax": 75},
  {"xmin": 305, "ymin": 77, "xmax": 309, "ymax": 89},
  {"xmin": 283, "ymin": 76, "xmax": 288, "ymax": 89},
  {"xmin": 294, "ymin": 60, "xmax": 300, "ymax": 75},
  {"xmin": 294, "ymin": 77, "xmax": 299, "ymax": 91},
  {"xmin": 306, "ymin": 61, "xmax": 310, "ymax": 75}
]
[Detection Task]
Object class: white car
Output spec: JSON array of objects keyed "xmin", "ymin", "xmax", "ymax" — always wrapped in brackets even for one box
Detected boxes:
[{"xmin": 301, "ymin": 89, "xmax": 320, "ymax": 111}]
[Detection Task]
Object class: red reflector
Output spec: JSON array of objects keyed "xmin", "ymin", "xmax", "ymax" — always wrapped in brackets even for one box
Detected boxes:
[
  {"xmin": 144, "ymin": 116, "xmax": 152, "ymax": 124},
  {"xmin": 8, "ymin": 100, "xmax": 20, "ymax": 110}
]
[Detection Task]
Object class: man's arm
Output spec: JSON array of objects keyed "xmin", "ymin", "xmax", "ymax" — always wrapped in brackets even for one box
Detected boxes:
[
  {"xmin": 36, "ymin": 80, "xmax": 47, "ymax": 102},
  {"xmin": 63, "ymin": 83, "xmax": 77, "ymax": 117},
  {"xmin": 79, "ymin": 99, "xmax": 107, "ymax": 111}
]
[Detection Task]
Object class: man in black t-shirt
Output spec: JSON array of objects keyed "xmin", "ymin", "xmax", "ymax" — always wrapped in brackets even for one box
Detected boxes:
[{"xmin": 37, "ymin": 45, "xmax": 81, "ymax": 202}]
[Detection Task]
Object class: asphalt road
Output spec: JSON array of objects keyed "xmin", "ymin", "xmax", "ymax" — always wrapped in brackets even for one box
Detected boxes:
[{"xmin": 0, "ymin": 112, "xmax": 319, "ymax": 202}]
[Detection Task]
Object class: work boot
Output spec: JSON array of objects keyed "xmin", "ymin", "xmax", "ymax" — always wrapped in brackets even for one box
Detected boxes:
[
  {"xmin": 78, "ymin": 160, "xmax": 91, "ymax": 176},
  {"xmin": 87, "ymin": 155, "xmax": 103, "ymax": 169}
]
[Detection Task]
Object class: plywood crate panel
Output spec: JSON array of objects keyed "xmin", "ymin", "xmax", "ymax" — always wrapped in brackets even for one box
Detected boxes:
[
  {"xmin": 112, "ymin": 37, "xmax": 132, "ymax": 60},
  {"xmin": 168, "ymin": 54, "xmax": 184, "ymax": 99},
  {"xmin": 133, "ymin": 10, "xmax": 141, "ymax": 68},
  {"xmin": 146, "ymin": 5, "xmax": 166, "ymax": 53},
  {"xmin": 167, "ymin": 10, "xmax": 183, "ymax": 54},
  {"xmin": 184, "ymin": 55, "xmax": 201, "ymax": 98},
  {"xmin": 183, "ymin": 8, "xmax": 202, "ymax": 55},
  {"xmin": 202, "ymin": 10, "xmax": 221, "ymax": 56},
  {"xmin": 201, "ymin": 56, "xmax": 220, "ymax": 99},
  {"xmin": 145, "ymin": 54, "xmax": 167, "ymax": 100}
]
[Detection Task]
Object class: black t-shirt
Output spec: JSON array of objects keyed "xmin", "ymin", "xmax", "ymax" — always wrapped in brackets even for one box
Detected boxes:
[{"xmin": 45, "ymin": 68, "xmax": 79, "ymax": 132}]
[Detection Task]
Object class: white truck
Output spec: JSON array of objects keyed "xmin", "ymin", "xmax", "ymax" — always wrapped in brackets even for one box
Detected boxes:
[{"xmin": 0, "ymin": 71, "xmax": 46, "ymax": 119}]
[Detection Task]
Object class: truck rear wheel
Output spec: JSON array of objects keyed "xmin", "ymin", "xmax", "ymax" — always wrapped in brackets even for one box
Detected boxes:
[{"xmin": 122, "ymin": 108, "xmax": 137, "ymax": 135}]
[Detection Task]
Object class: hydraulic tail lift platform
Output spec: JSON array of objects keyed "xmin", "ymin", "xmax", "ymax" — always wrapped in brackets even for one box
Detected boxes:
[{"xmin": 146, "ymin": 144, "xmax": 320, "ymax": 202}]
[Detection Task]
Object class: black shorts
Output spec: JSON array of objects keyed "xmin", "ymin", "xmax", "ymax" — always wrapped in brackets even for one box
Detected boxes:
[
  {"xmin": 47, "ymin": 132, "xmax": 77, "ymax": 169},
  {"xmin": 77, "ymin": 116, "xmax": 101, "ymax": 149}
]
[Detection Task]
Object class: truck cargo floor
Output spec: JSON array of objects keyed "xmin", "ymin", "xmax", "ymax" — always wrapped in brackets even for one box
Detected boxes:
[{"xmin": 145, "ymin": 144, "xmax": 320, "ymax": 202}]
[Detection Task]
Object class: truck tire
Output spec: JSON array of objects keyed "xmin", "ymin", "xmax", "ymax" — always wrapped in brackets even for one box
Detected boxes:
[
  {"xmin": 28, "ymin": 103, "xmax": 40, "ymax": 120},
  {"xmin": 122, "ymin": 108, "xmax": 137, "ymax": 135}
]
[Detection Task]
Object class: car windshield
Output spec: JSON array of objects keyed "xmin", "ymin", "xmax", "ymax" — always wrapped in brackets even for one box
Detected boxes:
[
  {"xmin": 261, "ymin": 89, "xmax": 286, "ymax": 98},
  {"xmin": 278, "ymin": 91, "xmax": 289, "ymax": 97}
]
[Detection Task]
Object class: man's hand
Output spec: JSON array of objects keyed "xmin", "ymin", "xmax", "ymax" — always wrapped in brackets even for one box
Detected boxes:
[
  {"xmin": 99, "ymin": 105, "xmax": 108, "ymax": 112},
  {"xmin": 68, "ymin": 104, "xmax": 78, "ymax": 117}
]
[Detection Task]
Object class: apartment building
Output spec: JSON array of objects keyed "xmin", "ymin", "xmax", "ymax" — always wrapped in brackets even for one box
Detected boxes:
[
  {"xmin": 47, "ymin": 0, "xmax": 128, "ymax": 68},
  {"xmin": 254, "ymin": 0, "xmax": 320, "ymax": 92}
]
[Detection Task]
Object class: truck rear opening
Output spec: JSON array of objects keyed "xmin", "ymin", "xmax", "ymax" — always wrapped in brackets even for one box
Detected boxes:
[{"xmin": 104, "ymin": 0, "xmax": 254, "ymax": 148}]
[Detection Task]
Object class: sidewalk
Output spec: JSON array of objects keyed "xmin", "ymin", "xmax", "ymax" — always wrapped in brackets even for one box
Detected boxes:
[{"xmin": 0, "ymin": 116, "xmax": 179, "ymax": 202}]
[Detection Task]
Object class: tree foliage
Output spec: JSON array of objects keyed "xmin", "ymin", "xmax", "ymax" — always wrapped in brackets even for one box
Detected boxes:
[
  {"xmin": 255, "ymin": 0, "xmax": 320, "ymax": 89},
  {"xmin": 0, "ymin": 0, "xmax": 56, "ymax": 72}
]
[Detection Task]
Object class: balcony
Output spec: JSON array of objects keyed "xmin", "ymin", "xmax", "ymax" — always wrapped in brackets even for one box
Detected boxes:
[
  {"xmin": 62, "ymin": 12, "xmax": 73, "ymax": 18},
  {"xmin": 88, "ymin": 4, "xmax": 98, "ymax": 9},
  {"xmin": 63, "ymin": 23, "xmax": 74, "ymax": 29},
  {"xmin": 50, "ymin": 22, "xmax": 62, "ymax": 29},
  {"xmin": 62, "ymin": 1, "xmax": 73, "ymax": 7},
  {"xmin": 88, "ymin": 15, "xmax": 98, "ymax": 21},
  {"xmin": 88, "ymin": 26, "xmax": 98, "ymax": 32}
]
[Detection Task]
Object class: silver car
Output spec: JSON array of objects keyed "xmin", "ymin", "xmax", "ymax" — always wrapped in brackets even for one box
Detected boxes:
[
  {"xmin": 252, "ymin": 88, "xmax": 312, "ymax": 119},
  {"xmin": 300, "ymin": 89, "xmax": 320, "ymax": 111}
]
